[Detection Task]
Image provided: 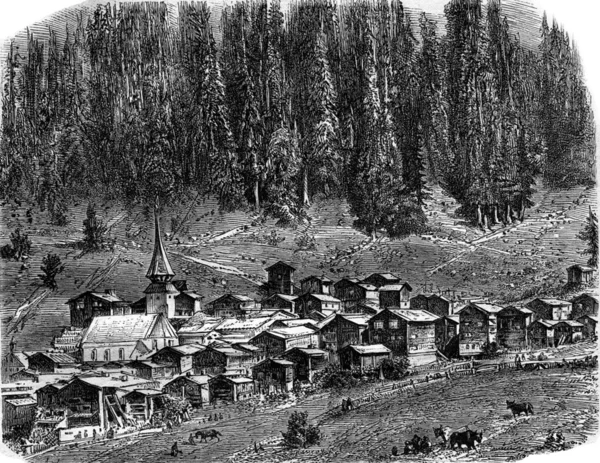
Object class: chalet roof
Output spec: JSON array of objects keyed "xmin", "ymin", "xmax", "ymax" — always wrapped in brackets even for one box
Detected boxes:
[
  {"xmin": 66, "ymin": 290, "xmax": 127, "ymax": 304},
  {"xmin": 307, "ymin": 310, "xmax": 327, "ymax": 321},
  {"xmin": 577, "ymin": 314, "xmax": 598, "ymax": 322},
  {"xmin": 164, "ymin": 375, "xmax": 210, "ymax": 387},
  {"xmin": 168, "ymin": 344, "xmax": 205, "ymax": 356},
  {"xmin": 285, "ymin": 347, "xmax": 327, "ymax": 356},
  {"xmin": 444, "ymin": 315, "xmax": 460, "ymax": 324},
  {"xmin": 572, "ymin": 293, "xmax": 600, "ymax": 303},
  {"xmin": 28, "ymin": 352, "xmax": 78, "ymax": 364},
  {"xmin": 568, "ymin": 264, "xmax": 595, "ymax": 272},
  {"xmin": 387, "ymin": 309, "xmax": 439, "ymax": 322},
  {"xmin": 334, "ymin": 278, "xmax": 360, "ymax": 287},
  {"xmin": 76, "ymin": 375, "xmax": 152, "ymax": 390},
  {"xmin": 277, "ymin": 319, "xmax": 320, "ymax": 329},
  {"xmin": 303, "ymin": 294, "xmax": 341, "ymax": 303},
  {"xmin": 5, "ymin": 398, "xmax": 37, "ymax": 407},
  {"xmin": 300, "ymin": 275, "xmax": 333, "ymax": 283},
  {"xmin": 211, "ymin": 374, "xmax": 254, "ymax": 384},
  {"xmin": 254, "ymin": 358, "xmax": 294, "ymax": 369},
  {"xmin": 146, "ymin": 212, "xmax": 175, "ymax": 282},
  {"xmin": 123, "ymin": 389, "xmax": 163, "ymax": 397},
  {"xmin": 206, "ymin": 345, "xmax": 248, "ymax": 357},
  {"xmin": 357, "ymin": 283, "xmax": 378, "ymax": 291},
  {"xmin": 457, "ymin": 302, "xmax": 505, "ymax": 314},
  {"xmin": 81, "ymin": 314, "xmax": 177, "ymax": 345},
  {"xmin": 363, "ymin": 273, "xmax": 399, "ymax": 281},
  {"xmin": 339, "ymin": 314, "xmax": 370, "ymax": 326},
  {"xmin": 532, "ymin": 319, "xmax": 560, "ymax": 328},
  {"xmin": 209, "ymin": 294, "xmax": 254, "ymax": 304},
  {"xmin": 265, "ymin": 261, "xmax": 296, "ymax": 272},
  {"xmin": 250, "ymin": 309, "xmax": 298, "ymax": 319},
  {"xmin": 265, "ymin": 294, "xmax": 298, "ymax": 302},
  {"xmin": 178, "ymin": 315, "xmax": 223, "ymax": 333},
  {"xmin": 345, "ymin": 344, "xmax": 391, "ymax": 355},
  {"xmin": 535, "ymin": 298, "xmax": 572, "ymax": 306},
  {"xmin": 262, "ymin": 326, "xmax": 316, "ymax": 339},
  {"xmin": 232, "ymin": 343, "xmax": 261, "ymax": 353},
  {"xmin": 379, "ymin": 283, "xmax": 413, "ymax": 292},
  {"xmin": 556, "ymin": 320, "xmax": 584, "ymax": 327},
  {"xmin": 180, "ymin": 291, "xmax": 203, "ymax": 300},
  {"xmin": 216, "ymin": 317, "xmax": 274, "ymax": 331}
]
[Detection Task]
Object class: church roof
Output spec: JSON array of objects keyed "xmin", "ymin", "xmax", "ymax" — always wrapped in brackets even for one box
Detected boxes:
[
  {"xmin": 146, "ymin": 212, "xmax": 175, "ymax": 283},
  {"xmin": 81, "ymin": 314, "xmax": 177, "ymax": 345}
]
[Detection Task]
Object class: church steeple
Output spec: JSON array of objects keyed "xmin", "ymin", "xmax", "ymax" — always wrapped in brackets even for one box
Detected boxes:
[{"xmin": 146, "ymin": 210, "xmax": 175, "ymax": 283}]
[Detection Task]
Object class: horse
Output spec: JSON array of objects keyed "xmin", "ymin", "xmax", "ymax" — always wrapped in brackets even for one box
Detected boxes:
[
  {"xmin": 433, "ymin": 425, "xmax": 452, "ymax": 447},
  {"xmin": 506, "ymin": 400, "xmax": 534, "ymax": 419},
  {"xmin": 449, "ymin": 429, "xmax": 483, "ymax": 451},
  {"xmin": 195, "ymin": 429, "xmax": 222, "ymax": 443}
]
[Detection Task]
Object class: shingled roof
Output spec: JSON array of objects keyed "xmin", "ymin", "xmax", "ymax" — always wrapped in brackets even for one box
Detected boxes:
[{"xmin": 81, "ymin": 314, "xmax": 177, "ymax": 345}]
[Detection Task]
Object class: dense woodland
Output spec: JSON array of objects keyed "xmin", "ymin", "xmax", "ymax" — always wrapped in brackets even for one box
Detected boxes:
[{"xmin": 0, "ymin": 0, "xmax": 595, "ymax": 236}]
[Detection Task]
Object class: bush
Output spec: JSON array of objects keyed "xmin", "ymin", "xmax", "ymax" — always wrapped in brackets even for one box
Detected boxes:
[
  {"xmin": 83, "ymin": 203, "xmax": 107, "ymax": 251},
  {"xmin": 1, "ymin": 229, "xmax": 32, "ymax": 261},
  {"xmin": 312, "ymin": 365, "xmax": 359, "ymax": 390},
  {"xmin": 295, "ymin": 232, "xmax": 317, "ymax": 251},
  {"xmin": 281, "ymin": 411, "xmax": 321, "ymax": 449},
  {"xmin": 481, "ymin": 341, "xmax": 500, "ymax": 359},
  {"xmin": 39, "ymin": 253, "xmax": 65, "ymax": 290},
  {"xmin": 380, "ymin": 356, "xmax": 410, "ymax": 380}
]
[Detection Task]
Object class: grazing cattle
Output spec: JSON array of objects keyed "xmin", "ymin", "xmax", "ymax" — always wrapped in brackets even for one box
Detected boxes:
[
  {"xmin": 449, "ymin": 430, "xmax": 483, "ymax": 451},
  {"xmin": 195, "ymin": 429, "xmax": 222, "ymax": 443},
  {"xmin": 403, "ymin": 435, "xmax": 422, "ymax": 455},
  {"xmin": 419, "ymin": 436, "xmax": 432, "ymax": 454},
  {"xmin": 506, "ymin": 400, "xmax": 534, "ymax": 419},
  {"xmin": 433, "ymin": 425, "xmax": 452, "ymax": 447}
]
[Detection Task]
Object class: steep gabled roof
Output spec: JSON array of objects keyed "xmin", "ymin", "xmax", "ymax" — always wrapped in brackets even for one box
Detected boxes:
[
  {"xmin": 66, "ymin": 290, "xmax": 127, "ymax": 304},
  {"xmin": 379, "ymin": 283, "xmax": 413, "ymax": 292},
  {"xmin": 304, "ymin": 294, "xmax": 341, "ymax": 303},
  {"xmin": 456, "ymin": 302, "xmax": 505, "ymax": 315},
  {"xmin": 265, "ymin": 261, "xmax": 296, "ymax": 272},
  {"xmin": 146, "ymin": 212, "xmax": 175, "ymax": 283},
  {"xmin": 568, "ymin": 264, "xmax": 595, "ymax": 272},
  {"xmin": 259, "ymin": 326, "xmax": 316, "ymax": 340},
  {"xmin": 81, "ymin": 314, "xmax": 177, "ymax": 345}
]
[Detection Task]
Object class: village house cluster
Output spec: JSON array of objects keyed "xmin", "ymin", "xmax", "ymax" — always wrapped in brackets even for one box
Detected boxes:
[{"xmin": 2, "ymin": 215, "xmax": 598, "ymax": 453}]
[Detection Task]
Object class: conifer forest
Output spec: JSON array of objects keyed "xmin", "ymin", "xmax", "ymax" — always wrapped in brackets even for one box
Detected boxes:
[{"xmin": 1, "ymin": 0, "xmax": 595, "ymax": 237}]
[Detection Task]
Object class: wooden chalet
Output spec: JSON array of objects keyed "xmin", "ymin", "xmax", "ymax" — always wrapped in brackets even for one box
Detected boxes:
[
  {"xmin": 319, "ymin": 314, "xmax": 369, "ymax": 357},
  {"xmin": 67, "ymin": 289, "xmax": 131, "ymax": 329},
  {"xmin": 567, "ymin": 264, "xmax": 595, "ymax": 285},
  {"xmin": 192, "ymin": 344, "xmax": 260, "ymax": 376},
  {"xmin": 368, "ymin": 308, "xmax": 438, "ymax": 365},
  {"xmin": 252, "ymin": 358, "xmax": 295, "ymax": 393},
  {"xmin": 333, "ymin": 278, "xmax": 378, "ymax": 310},
  {"xmin": 80, "ymin": 313, "xmax": 178, "ymax": 363},
  {"xmin": 410, "ymin": 294, "xmax": 451, "ymax": 316},
  {"xmin": 378, "ymin": 283, "xmax": 413, "ymax": 310},
  {"xmin": 296, "ymin": 293, "xmax": 342, "ymax": 317},
  {"xmin": 496, "ymin": 306, "xmax": 530, "ymax": 349},
  {"xmin": 271, "ymin": 318, "xmax": 320, "ymax": 331},
  {"xmin": 149, "ymin": 344, "xmax": 205, "ymax": 377},
  {"xmin": 434, "ymin": 315, "xmax": 459, "ymax": 356},
  {"xmin": 27, "ymin": 352, "xmax": 78, "ymax": 374},
  {"xmin": 577, "ymin": 314, "xmax": 598, "ymax": 340},
  {"xmin": 2, "ymin": 396, "xmax": 37, "ymax": 435},
  {"xmin": 571, "ymin": 293, "xmax": 599, "ymax": 319},
  {"xmin": 346, "ymin": 300, "xmax": 381, "ymax": 315},
  {"xmin": 339, "ymin": 344, "xmax": 391, "ymax": 372},
  {"xmin": 122, "ymin": 389, "xmax": 164, "ymax": 422},
  {"xmin": 554, "ymin": 320, "xmax": 584, "ymax": 344},
  {"xmin": 265, "ymin": 261, "xmax": 296, "ymax": 296},
  {"xmin": 525, "ymin": 298, "xmax": 572, "ymax": 321},
  {"xmin": 260, "ymin": 294, "xmax": 298, "ymax": 313},
  {"xmin": 456, "ymin": 302, "xmax": 504, "ymax": 357},
  {"xmin": 360, "ymin": 273, "xmax": 400, "ymax": 288},
  {"xmin": 282, "ymin": 347, "xmax": 328, "ymax": 382},
  {"xmin": 527, "ymin": 320, "xmax": 559, "ymax": 348},
  {"xmin": 208, "ymin": 374, "xmax": 255, "ymax": 403},
  {"xmin": 300, "ymin": 275, "xmax": 333, "ymax": 295},
  {"xmin": 206, "ymin": 294, "xmax": 257, "ymax": 318},
  {"xmin": 250, "ymin": 326, "xmax": 319, "ymax": 358},
  {"xmin": 214, "ymin": 317, "xmax": 275, "ymax": 338},
  {"xmin": 162, "ymin": 374, "xmax": 210, "ymax": 408},
  {"xmin": 177, "ymin": 316, "xmax": 224, "ymax": 345}
]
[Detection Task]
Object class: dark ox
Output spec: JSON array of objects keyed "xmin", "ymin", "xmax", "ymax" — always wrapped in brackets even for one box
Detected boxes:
[
  {"xmin": 449, "ymin": 429, "xmax": 483, "ymax": 451},
  {"xmin": 506, "ymin": 400, "xmax": 534, "ymax": 419}
]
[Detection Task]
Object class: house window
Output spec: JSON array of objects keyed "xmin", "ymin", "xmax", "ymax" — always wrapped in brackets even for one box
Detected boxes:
[
  {"xmin": 91, "ymin": 349, "xmax": 97, "ymax": 361},
  {"xmin": 118, "ymin": 348, "xmax": 125, "ymax": 361},
  {"xmin": 389, "ymin": 320, "xmax": 398, "ymax": 329},
  {"xmin": 168, "ymin": 340, "xmax": 174, "ymax": 346},
  {"xmin": 153, "ymin": 340, "xmax": 158, "ymax": 350},
  {"xmin": 104, "ymin": 350, "xmax": 110, "ymax": 361},
  {"xmin": 374, "ymin": 321, "xmax": 384, "ymax": 330}
]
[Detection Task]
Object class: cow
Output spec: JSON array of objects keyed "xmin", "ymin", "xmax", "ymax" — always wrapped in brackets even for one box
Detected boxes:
[
  {"xmin": 433, "ymin": 425, "xmax": 452, "ymax": 448},
  {"xmin": 449, "ymin": 429, "xmax": 483, "ymax": 451},
  {"xmin": 506, "ymin": 400, "xmax": 534, "ymax": 419}
]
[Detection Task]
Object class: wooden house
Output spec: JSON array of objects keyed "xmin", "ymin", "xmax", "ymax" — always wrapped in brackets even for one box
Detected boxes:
[
  {"xmin": 333, "ymin": 278, "xmax": 378, "ymax": 310},
  {"xmin": 410, "ymin": 294, "xmax": 451, "ymax": 316},
  {"xmin": 122, "ymin": 389, "xmax": 163, "ymax": 422},
  {"xmin": 36, "ymin": 383, "xmax": 68, "ymax": 408},
  {"xmin": 208, "ymin": 374, "xmax": 255, "ymax": 403},
  {"xmin": 260, "ymin": 294, "xmax": 298, "ymax": 313},
  {"xmin": 318, "ymin": 314, "xmax": 369, "ymax": 356},
  {"xmin": 368, "ymin": 308, "xmax": 438, "ymax": 365},
  {"xmin": 214, "ymin": 317, "xmax": 275, "ymax": 339},
  {"xmin": 172, "ymin": 280, "xmax": 203, "ymax": 317},
  {"xmin": 296, "ymin": 293, "xmax": 342, "ymax": 317},
  {"xmin": 162, "ymin": 374, "xmax": 210, "ymax": 408},
  {"xmin": 252, "ymin": 358, "xmax": 295, "ymax": 393},
  {"xmin": 178, "ymin": 316, "xmax": 224, "ymax": 345},
  {"xmin": 1, "ymin": 339, "xmax": 28, "ymax": 383},
  {"xmin": 67, "ymin": 289, "xmax": 131, "ymax": 329},
  {"xmin": 149, "ymin": 344, "xmax": 204, "ymax": 377},
  {"xmin": 192, "ymin": 344, "xmax": 260, "ymax": 376},
  {"xmin": 346, "ymin": 300, "xmax": 381, "ymax": 316},
  {"xmin": 577, "ymin": 314, "xmax": 598, "ymax": 340},
  {"xmin": 496, "ymin": 306, "xmax": 530, "ymax": 349},
  {"xmin": 527, "ymin": 320, "xmax": 559, "ymax": 348},
  {"xmin": 265, "ymin": 261, "xmax": 296, "ymax": 296},
  {"xmin": 525, "ymin": 298, "xmax": 572, "ymax": 321},
  {"xmin": 567, "ymin": 265, "xmax": 595, "ymax": 285},
  {"xmin": 282, "ymin": 347, "xmax": 328, "ymax": 382},
  {"xmin": 250, "ymin": 326, "xmax": 319, "ymax": 358},
  {"xmin": 248, "ymin": 309, "xmax": 297, "ymax": 320},
  {"xmin": 300, "ymin": 275, "xmax": 333, "ymax": 295},
  {"xmin": 80, "ymin": 313, "xmax": 179, "ymax": 363},
  {"xmin": 434, "ymin": 315, "xmax": 460, "ymax": 355},
  {"xmin": 206, "ymin": 294, "xmax": 257, "ymax": 318},
  {"xmin": 339, "ymin": 344, "xmax": 391, "ymax": 372},
  {"xmin": 456, "ymin": 302, "xmax": 504, "ymax": 356},
  {"xmin": 571, "ymin": 294, "xmax": 599, "ymax": 319},
  {"xmin": 554, "ymin": 320, "xmax": 584, "ymax": 344},
  {"xmin": 9, "ymin": 369, "xmax": 40, "ymax": 383},
  {"xmin": 271, "ymin": 319, "xmax": 320, "ymax": 331},
  {"xmin": 360, "ymin": 273, "xmax": 400, "ymax": 288},
  {"xmin": 379, "ymin": 283, "xmax": 413, "ymax": 310},
  {"xmin": 2, "ymin": 396, "xmax": 37, "ymax": 435},
  {"xmin": 27, "ymin": 352, "xmax": 78, "ymax": 374}
]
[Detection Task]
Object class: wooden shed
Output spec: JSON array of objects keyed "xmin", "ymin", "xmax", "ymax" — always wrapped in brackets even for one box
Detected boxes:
[
  {"xmin": 208, "ymin": 374, "xmax": 255, "ymax": 404},
  {"xmin": 252, "ymin": 358, "xmax": 295, "ymax": 393},
  {"xmin": 162, "ymin": 374, "xmax": 210, "ymax": 408},
  {"xmin": 339, "ymin": 344, "xmax": 391, "ymax": 372}
]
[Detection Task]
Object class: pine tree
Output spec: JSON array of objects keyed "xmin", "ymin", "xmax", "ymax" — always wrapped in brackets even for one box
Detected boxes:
[{"xmin": 578, "ymin": 208, "xmax": 598, "ymax": 268}]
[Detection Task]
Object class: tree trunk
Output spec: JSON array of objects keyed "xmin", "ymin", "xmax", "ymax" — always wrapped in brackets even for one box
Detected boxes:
[
  {"xmin": 476, "ymin": 204, "xmax": 483, "ymax": 228},
  {"xmin": 506, "ymin": 203, "xmax": 513, "ymax": 225},
  {"xmin": 254, "ymin": 152, "xmax": 260, "ymax": 210},
  {"xmin": 493, "ymin": 205, "xmax": 500, "ymax": 224},
  {"xmin": 483, "ymin": 212, "xmax": 489, "ymax": 230},
  {"xmin": 519, "ymin": 198, "xmax": 526, "ymax": 222},
  {"xmin": 303, "ymin": 168, "xmax": 310, "ymax": 206}
]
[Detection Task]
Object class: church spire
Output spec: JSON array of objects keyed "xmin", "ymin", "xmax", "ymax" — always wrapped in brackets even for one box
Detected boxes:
[{"xmin": 146, "ymin": 209, "xmax": 175, "ymax": 283}]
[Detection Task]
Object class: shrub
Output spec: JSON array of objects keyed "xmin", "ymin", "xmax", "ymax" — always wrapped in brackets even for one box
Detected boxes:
[
  {"xmin": 281, "ymin": 411, "xmax": 321, "ymax": 449},
  {"xmin": 380, "ymin": 356, "xmax": 410, "ymax": 380},
  {"xmin": 295, "ymin": 232, "xmax": 317, "ymax": 251},
  {"xmin": 312, "ymin": 365, "xmax": 359, "ymax": 390},
  {"xmin": 83, "ymin": 203, "xmax": 107, "ymax": 251},
  {"xmin": 481, "ymin": 341, "xmax": 500, "ymax": 359},
  {"xmin": 1, "ymin": 229, "xmax": 32, "ymax": 261},
  {"xmin": 39, "ymin": 253, "xmax": 65, "ymax": 290}
]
